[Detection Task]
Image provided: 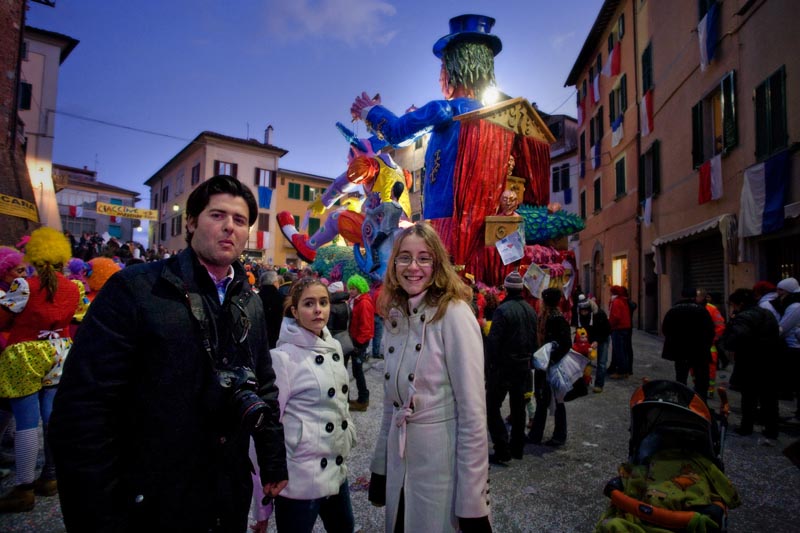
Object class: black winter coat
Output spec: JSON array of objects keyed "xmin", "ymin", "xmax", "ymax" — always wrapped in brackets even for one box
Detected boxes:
[
  {"xmin": 258, "ymin": 283, "xmax": 285, "ymax": 349},
  {"xmin": 486, "ymin": 293, "xmax": 539, "ymax": 369},
  {"xmin": 661, "ymin": 298, "xmax": 715, "ymax": 364},
  {"xmin": 50, "ymin": 249, "xmax": 288, "ymax": 533},
  {"xmin": 577, "ymin": 309, "xmax": 611, "ymax": 343},
  {"xmin": 327, "ymin": 291, "xmax": 350, "ymax": 336},
  {"xmin": 721, "ymin": 304, "xmax": 781, "ymax": 390}
]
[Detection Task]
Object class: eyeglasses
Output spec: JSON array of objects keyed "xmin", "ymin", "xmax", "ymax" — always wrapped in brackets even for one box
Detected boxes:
[{"xmin": 394, "ymin": 254, "xmax": 434, "ymax": 267}]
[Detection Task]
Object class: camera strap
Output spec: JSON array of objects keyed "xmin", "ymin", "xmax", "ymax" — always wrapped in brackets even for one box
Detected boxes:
[{"xmin": 187, "ymin": 291, "xmax": 218, "ymax": 370}]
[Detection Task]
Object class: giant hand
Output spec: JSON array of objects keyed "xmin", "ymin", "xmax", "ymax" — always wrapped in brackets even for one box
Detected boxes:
[
  {"xmin": 350, "ymin": 91, "xmax": 381, "ymax": 121},
  {"xmin": 308, "ymin": 198, "xmax": 326, "ymax": 216}
]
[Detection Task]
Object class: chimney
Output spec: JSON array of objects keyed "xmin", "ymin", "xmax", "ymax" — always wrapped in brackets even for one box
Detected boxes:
[{"xmin": 264, "ymin": 125, "xmax": 274, "ymax": 145}]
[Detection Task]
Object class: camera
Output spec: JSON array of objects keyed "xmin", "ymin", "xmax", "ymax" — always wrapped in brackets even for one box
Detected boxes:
[{"xmin": 217, "ymin": 367, "xmax": 268, "ymax": 433}]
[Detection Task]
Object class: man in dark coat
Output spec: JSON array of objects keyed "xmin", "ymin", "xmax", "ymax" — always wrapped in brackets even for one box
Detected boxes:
[
  {"xmin": 721, "ymin": 288, "xmax": 781, "ymax": 438},
  {"xmin": 258, "ymin": 269, "xmax": 284, "ymax": 349},
  {"xmin": 50, "ymin": 175, "xmax": 288, "ymax": 532},
  {"xmin": 486, "ymin": 271, "xmax": 538, "ymax": 463},
  {"xmin": 661, "ymin": 287, "xmax": 715, "ymax": 400}
]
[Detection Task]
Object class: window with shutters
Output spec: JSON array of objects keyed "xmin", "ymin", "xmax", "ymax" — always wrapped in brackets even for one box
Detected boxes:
[
  {"xmin": 214, "ymin": 160, "xmax": 237, "ymax": 177},
  {"xmin": 552, "ymin": 166, "xmax": 562, "ymax": 193},
  {"xmin": 642, "ymin": 43, "xmax": 653, "ymax": 93},
  {"xmin": 162, "ymin": 185, "xmax": 169, "ymax": 203},
  {"xmin": 639, "ymin": 140, "xmax": 661, "ymax": 201},
  {"xmin": 258, "ymin": 213, "xmax": 269, "ymax": 232},
  {"xmin": 755, "ymin": 66, "xmax": 787, "ymax": 160},
  {"xmin": 160, "ymin": 223, "xmax": 167, "ymax": 242},
  {"xmin": 152, "ymin": 192, "xmax": 159, "ymax": 210},
  {"xmin": 618, "ymin": 14, "xmax": 625, "ymax": 40},
  {"xmin": 609, "ymin": 74, "xmax": 628, "ymax": 123},
  {"xmin": 288, "ymin": 183, "xmax": 301, "ymax": 199},
  {"xmin": 691, "ymin": 70, "xmax": 738, "ymax": 168},
  {"xmin": 308, "ymin": 217, "xmax": 321, "ymax": 235},
  {"xmin": 303, "ymin": 185, "xmax": 321, "ymax": 202},
  {"xmin": 596, "ymin": 54, "xmax": 602, "ymax": 75},
  {"xmin": 580, "ymin": 132, "xmax": 586, "ymax": 177},
  {"xmin": 255, "ymin": 168, "xmax": 270, "ymax": 187},
  {"xmin": 593, "ymin": 177, "xmax": 602, "ymax": 213},
  {"xmin": 171, "ymin": 215, "xmax": 182, "ymax": 237},
  {"xmin": 580, "ymin": 190, "xmax": 587, "ymax": 220},
  {"xmin": 18, "ymin": 82, "xmax": 32, "ymax": 110},
  {"xmin": 615, "ymin": 157, "xmax": 626, "ymax": 198},
  {"xmin": 191, "ymin": 163, "xmax": 201, "ymax": 186},
  {"xmin": 560, "ymin": 163, "xmax": 570, "ymax": 191}
]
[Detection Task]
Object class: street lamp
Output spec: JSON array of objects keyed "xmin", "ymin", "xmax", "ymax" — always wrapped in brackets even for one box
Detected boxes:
[{"xmin": 172, "ymin": 203, "xmax": 180, "ymax": 212}]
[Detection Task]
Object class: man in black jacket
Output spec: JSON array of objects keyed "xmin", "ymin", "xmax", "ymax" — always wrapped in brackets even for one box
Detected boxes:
[
  {"xmin": 258, "ymin": 269, "xmax": 284, "ymax": 349},
  {"xmin": 50, "ymin": 176, "xmax": 288, "ymax": 532},
  {"xmin": 486, "ymin": 271, "xmax": 538, "ymax": 463},
  {"xmin": 661, "ymin": 287, "xmax": 715, "ymax": 400},
  {"xmin": 576, "ymin": 295, "xmax": 612, "ymax": 392}
]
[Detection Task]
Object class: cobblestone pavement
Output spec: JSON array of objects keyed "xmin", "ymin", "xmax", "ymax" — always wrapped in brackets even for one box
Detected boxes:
[{"xmin": 1, "ymin": 330, "xmax": 799, "ymax": 532}]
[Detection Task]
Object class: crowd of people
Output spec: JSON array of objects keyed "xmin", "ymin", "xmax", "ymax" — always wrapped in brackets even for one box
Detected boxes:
[{"xmin": 0, "ymin": 175, "xmax": 797, "ymax": 532}]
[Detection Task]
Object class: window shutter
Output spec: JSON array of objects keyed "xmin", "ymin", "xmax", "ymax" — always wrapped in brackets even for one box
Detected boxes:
[
  {"xmin": 589, "ymin": 117, "xmax": 596, "ymax": 146},
  {"xmin": 652, "ymin": 140, "xmax": 661, "ymax": 197},
  {"xmin": 231, "ymin": 164, "xmax": 238, "ymax": 178},
  {"xmin": 598, "ymin": 107, "xmax": 604, "ymax": 139},
  {"xmin": 561, "ymin": 163, "xmax": 571, "ymax": 191},
  {"xmin": 254, "ymin": 169, "xmax": 259, "ymax": 186},
  {"xmin": 691, "ymin": 102, "xmax": 704, "ymax": 168},
  {"xmin": 552, "ymin": 167, "xmax": 560, "ymax": 192},
  {"xmin": 609, "ymin": 91, "xmax": 616, "ymax": 123},
  {"xmin": 608, "ymin": 34, "xmax": 614, "ymax": 53},
  {"xmin": 213, "ymin": 160, "xmax": 220, "ymax": 175},
  {"xmin": 642, "ymin": 44, "xmax": 653, "ymax": 93},
  {"xmin": 638, "ymin": 154, "xmax": 646, "ymax": 202},
  {"xmin": 18, "ymin": 82, "xmax": 32, "ymax": 110},
  {"xmin": 620, "ymin": 74, "xmax": 628, "ymax": 113},
  {"xmin": 618, "ymin": 14, "xmax": 625, "ymax": 39},
  {"xmin": 721, "ymin": 71, "xmax": 737, "ymax": 152},
  {"xmin": 269, "ymin": 170, "xmax": 277, "ymax": 189}
]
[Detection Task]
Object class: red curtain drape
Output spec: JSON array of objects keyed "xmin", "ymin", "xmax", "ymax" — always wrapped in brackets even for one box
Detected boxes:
[
  {"xmin": 513, "ymin": 136, "xmax": 551, "ymax": 207},
  {"xmin": 449, "ymin": 119, "xmax": 515, "ymax": 267}
]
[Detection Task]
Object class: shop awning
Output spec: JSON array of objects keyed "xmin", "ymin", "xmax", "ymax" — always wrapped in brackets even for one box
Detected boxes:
[{"xmin": 652, "ymin": 214, "xmax": 735, "ymax": 247}]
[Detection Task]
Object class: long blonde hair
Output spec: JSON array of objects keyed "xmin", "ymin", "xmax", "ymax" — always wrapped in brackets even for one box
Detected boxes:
[{"xmin": 377, "ymin": 222, "xmax": 471, "ymax": 323}]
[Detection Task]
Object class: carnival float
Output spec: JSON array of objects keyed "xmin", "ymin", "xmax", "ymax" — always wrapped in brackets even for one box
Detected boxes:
[{"xmin": 278, "ymin": 14, "xmax": 584, "ymax": 297}]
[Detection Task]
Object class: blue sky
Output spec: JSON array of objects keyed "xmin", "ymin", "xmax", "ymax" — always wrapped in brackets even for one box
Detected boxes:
[{"xmin": 27, "ymin": 0, "xmax": 602, "ymax": 206}]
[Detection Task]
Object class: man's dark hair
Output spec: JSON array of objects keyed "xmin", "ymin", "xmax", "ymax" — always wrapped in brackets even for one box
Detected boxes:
[
  {"xmin": 184, "ymin": 174, "xmax": 258, "ymax": 244},
  {"xmin": 728, "ymin": 288, "xmax": 756, "ymax": 308}
]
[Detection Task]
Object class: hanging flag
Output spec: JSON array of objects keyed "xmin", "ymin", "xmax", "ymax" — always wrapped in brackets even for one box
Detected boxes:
[
  {"xmin": 68, "ymin": 205, "xmax": 83, "ymax": 218},
  {"xmin": 109, "ymin": 215, "xmax": 119, "ymax": 223},
  {"xmin": 256, "ymin": 230, "xmax": 269, "ymax": 250},
  {"xmin": 576, "ymin": 95, "xmax": 584, "ymax": 127},
  {"xmin": 698, "ymin": 160, "xmax": 712, "ymax": 204},
  {"xmin": 643, "ymin": 197, "xmax": 653, "ymax": 227},
  {"xmin": 698, "ymin": 2, "xmax": 720, "ymax": 72},
  {"xmin": 592, "ymin": 75, "xmax": 600, "ymax": 104},
  {"xmin": 611, "ymin": 116, "xmax": 624, "ymax": 147},
  {"xmin": 591, "ymin": 143, "xmax": 601, "ymax": 169},
  {"xmin": 602, "ymin": 41, "xmax": 621, "ymax": 77},
  {"xmin": 258, "ymin": 186, "xmax": 273, "ymax": 209},
  {"xmin": 640, "ymin": 89, "xmax": 654, "ymax": 137},
  {"xmin": 709, "ymin": 153, "xmax": 723, "ymax": 200},
  {"xmin": 564, "ymin": 187, "xmax": 573, "ymax": 205},
  {"xmin": 739, "ymin": 150, "xmax": 791, "ymax": 237}
]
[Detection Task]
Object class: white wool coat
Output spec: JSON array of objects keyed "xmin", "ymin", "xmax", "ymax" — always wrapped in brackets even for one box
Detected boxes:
[
  {"xmin": 271, "ymin": 318, "xmax": 356, "ymax": 500},
  {"xmin": 371, "ymin": 296, "xmax": 490, "ymax": 532}
]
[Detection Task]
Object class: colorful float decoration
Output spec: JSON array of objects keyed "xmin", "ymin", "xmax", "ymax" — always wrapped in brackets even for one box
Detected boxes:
[{"xmin": 279, "ymin": 14, "xmax": 584, "ymax": 291}]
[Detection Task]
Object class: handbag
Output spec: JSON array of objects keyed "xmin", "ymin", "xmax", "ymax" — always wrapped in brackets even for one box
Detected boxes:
[
  {"xmin": 547, "ymin": 349, "xmax": 590, "ymax": 402},
  {"xmin": 333, "ymin": 330, "xmax": 354, "ymax": 356},
  {"xmin": 533, "ymin": 342, "xmax": 553, "ymax": 370}
]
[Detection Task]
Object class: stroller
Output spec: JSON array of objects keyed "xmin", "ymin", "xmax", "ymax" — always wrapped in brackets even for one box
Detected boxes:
[{"xmin": 596, "ymin": 380, "xmax": 741, "ymax": 533}]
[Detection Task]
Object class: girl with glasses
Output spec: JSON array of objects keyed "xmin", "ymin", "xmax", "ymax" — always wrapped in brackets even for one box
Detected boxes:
[{"xmin": 369, "ymin": 222, "xmax": 491, "ymax": 532}]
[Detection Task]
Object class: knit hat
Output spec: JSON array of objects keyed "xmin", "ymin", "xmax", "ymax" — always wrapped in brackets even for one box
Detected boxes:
[
  {"xmin": 328, "ymin": 281, "xmax": 345, "ymax": 294},
  {"xmin": 577, "ymin": 294, "xmax": 592, "ymax": 310},
  {"xmin": 504, "ymin": 270, "xmax": 524, "ymax": 290},
  {"xmin": 777, "ymin": 277, "xmax": 800, "ymax": 293}
]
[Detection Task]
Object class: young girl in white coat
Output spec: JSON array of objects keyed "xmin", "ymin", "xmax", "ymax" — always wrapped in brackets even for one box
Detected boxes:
[
  {"xmin": 270, "ymin": 278, "xmax": 356, "ymax": 532},
  {"xmin": 369, "ymin": 223, "xmax": 491, "ymax": 533}
]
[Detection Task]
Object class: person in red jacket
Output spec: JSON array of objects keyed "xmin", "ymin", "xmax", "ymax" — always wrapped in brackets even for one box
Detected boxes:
[
  {"xmin": 347, "ymin": 274, "xmax": 374, "ymax": 411},
  {"xmin": 607, "ymin": 285, "xmax": 632, "ymax": 379}
]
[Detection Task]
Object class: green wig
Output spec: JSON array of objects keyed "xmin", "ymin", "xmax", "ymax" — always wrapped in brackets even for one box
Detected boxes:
[
  {"xmin": 443, "ymin": 41, "xmax": 496, "ymax": 99},
  {"xmin": 347, "ymin": 274, "xmax": 370, "ymax": 295}
]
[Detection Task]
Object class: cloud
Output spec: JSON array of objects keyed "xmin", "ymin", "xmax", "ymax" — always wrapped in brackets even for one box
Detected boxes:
[
  {"xmin": 265, "ymin": 0, "xmax": 398, "ymax": 47},
  {"xmin": 551, "ymin": 31, "xmax": 576, "ymax": 50}
]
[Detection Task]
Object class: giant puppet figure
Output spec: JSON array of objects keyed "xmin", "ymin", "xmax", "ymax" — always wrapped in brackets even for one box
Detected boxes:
[
  {"xmin": 277, "ymin": 124, "xmax": 412, "ymax": 279},
  {"xmin": 350, "ymin": 14, "xmax": 501, "ymax": 221}
]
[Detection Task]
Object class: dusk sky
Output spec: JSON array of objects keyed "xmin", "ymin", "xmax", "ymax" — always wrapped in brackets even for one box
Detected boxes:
[{"xmin": 27, "ymin": 0, "xmax": 603, "ymax": 207}]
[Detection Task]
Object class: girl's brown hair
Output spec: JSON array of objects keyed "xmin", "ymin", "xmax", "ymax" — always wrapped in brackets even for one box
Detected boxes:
[
  {"xmin": 283, "ymin": 276, "xmax": 327, "ymax": 318},
  {"xmin": 377, "ymin": 222, "xmax": 471, "ymax": 323}
]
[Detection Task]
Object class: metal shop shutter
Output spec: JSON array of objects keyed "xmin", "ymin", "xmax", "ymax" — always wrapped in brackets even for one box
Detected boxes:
[{"xmin": 683, "ymin": 235, "xmax": 724, "ymax": 298}]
